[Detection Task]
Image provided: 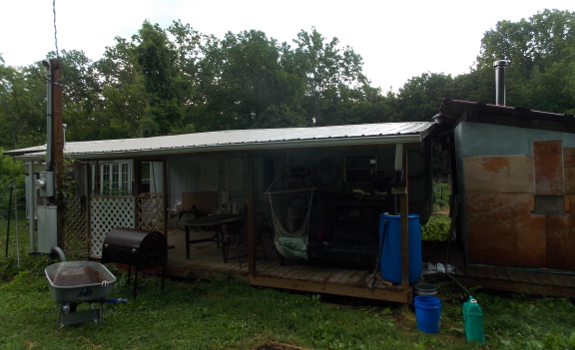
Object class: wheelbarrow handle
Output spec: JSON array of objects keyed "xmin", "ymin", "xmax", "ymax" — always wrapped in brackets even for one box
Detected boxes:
[{"xmin": 103, "ymin": 298, "xmax": 129, "ymax": 304}]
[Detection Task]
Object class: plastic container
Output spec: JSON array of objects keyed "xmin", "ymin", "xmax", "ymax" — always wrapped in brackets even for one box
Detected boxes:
[
  {"xmin": 414, "ymin": 295, "xmax": 442, "ymax": 333},
  {"xmin": 463, "ymin": 295, "xmax": 485, "ymax": 343},
  {"xmin": 413, "ymin": 283, "xmax": 437, "ymax": 296},
  {"xmin": 379, "ymin": 213, "xmax": 422, "ymax": 283}
]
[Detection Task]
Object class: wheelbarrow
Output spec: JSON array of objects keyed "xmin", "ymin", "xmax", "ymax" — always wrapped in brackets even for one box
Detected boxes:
[{"xmin": 45, "ymin": 261, "xmax": 121, "ymax": 328}]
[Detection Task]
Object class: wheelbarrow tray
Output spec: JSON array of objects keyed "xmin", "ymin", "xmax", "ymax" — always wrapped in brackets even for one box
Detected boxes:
[{"xmin": 45, "ymin": 261, "xmax": 116, "ymax": 303}]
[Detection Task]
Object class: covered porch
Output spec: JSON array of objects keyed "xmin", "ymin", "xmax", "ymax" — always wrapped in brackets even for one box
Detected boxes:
[
  {"xmin": 7, "ymin": 122, "xmax": 438, "ymax": 304},
  {"xmin": 165, "ymin": 227, "xmax": 412, "ymax": 303}
]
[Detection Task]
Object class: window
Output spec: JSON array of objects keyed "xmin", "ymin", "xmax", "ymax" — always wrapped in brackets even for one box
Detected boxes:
[{"xmin": 92, "ymin": 161, "xmax": 132, "ymax": 195}]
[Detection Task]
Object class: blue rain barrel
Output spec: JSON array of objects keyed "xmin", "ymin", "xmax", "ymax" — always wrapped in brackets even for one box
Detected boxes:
[{"xmin": 379, "ymin": 213, "xmax": 422, "ymax": 283}]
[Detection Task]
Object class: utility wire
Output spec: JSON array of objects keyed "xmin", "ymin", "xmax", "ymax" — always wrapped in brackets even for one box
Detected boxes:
[
  {"xmin": 52, "ymin": 0, "xmax": 64, "ymax": 83},
  {"xmin": 53, "ymin": 0, "xmax": 60, "ymax": 61},
  {"xmin": 34, "ymin": 0, "xmax": 64, "ymax": 84}
]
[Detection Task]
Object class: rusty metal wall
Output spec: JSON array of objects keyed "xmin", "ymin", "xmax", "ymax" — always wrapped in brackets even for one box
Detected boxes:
[
  {"xmin": 457, "ymin": 122, "xmax": 575, "ymax": 271},
  {"xmin": 459, "ymin": 137, "xmax": 575, "ymax": 270}
]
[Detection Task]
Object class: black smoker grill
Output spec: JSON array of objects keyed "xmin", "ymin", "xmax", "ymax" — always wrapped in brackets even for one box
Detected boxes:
[{"xmin": 101, "ymin": 227, "xmax": 167, "ymax": 299}]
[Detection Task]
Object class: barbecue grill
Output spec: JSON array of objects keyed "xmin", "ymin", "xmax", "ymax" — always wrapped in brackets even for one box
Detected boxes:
[{"xmin": 101, "ymin": 227, "xmax": 167, "ymax": 298}]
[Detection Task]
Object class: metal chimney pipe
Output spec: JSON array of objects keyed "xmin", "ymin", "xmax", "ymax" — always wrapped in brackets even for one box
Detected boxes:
[{"xmin": 494, "ymin": 60, "xmax": 508, "ymax": 106}]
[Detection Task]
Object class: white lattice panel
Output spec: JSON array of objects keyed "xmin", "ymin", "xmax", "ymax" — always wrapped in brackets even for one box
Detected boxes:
[
  {"xmin": 63, "ymin": 196, "xmax": 89, "ymax": 258},
  {"xmin": 90, "ymin": 196, "xmax": 136, "ymax": 258},
  {"xmin": 137, "ymin": 193, "xmax": 164, "ymax": 232}
]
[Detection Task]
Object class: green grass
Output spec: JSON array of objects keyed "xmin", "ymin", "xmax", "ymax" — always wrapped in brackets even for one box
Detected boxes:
[
  {"xmin": 2, "ymin": 218, "xmax": 575, "ymax": 350},
  {"xmin": 1, "ymin": 259, "xmax": 574, "ymax": 349}
]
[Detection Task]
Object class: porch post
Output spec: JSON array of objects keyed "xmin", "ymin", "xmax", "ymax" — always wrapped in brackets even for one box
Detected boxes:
[
  {"xmin": 400, "ymin": 146, "xmax": 410, "ymax": 293},
  {"xmin": 133, "ymin": 160, "xmax": 141, "ymax": 227},
  {"xmin": 133, "ymin": 160, "xmax": 141, "ymax": 197},
  {"xmin": 163, "ymin": 157, "xmax": 169, "ymax": 235},
  {"xmin": 86, "ymin": 162, "xmax": 92, "ymax": 257},
  {"xmin": 247, "ymin": 153, "xmax": 256, "ymax": 275}
]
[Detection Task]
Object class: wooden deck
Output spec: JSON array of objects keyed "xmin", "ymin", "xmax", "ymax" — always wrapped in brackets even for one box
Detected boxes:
[
  {"xmin": 163, "ymin": 230, "xmax": 575, "ymax": 302},
  {"xmin": 165, "ymin": 228, "xmax": 411, "ymax": 303},
  {"xmin": 451, "ymin": 264, "xmax": 575, "ymax": 298},
  {"xmin": 424, "ymin": 241, "xmax": 575, "ymax": 298}
]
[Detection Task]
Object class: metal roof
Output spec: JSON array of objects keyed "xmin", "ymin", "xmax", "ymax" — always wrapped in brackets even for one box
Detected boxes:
[
  {"xmin": 6, "ymin": 122, "xmax": 434, "ymax": 161},
  {"xmin": 431, "ymin": 99, "xmax": 575, "ymax": 136}
]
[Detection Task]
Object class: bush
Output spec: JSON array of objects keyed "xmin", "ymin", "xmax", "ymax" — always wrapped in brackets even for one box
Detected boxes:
[
  {"xmin": 421, "ymin": 214, "xmax": 451, "ymax": 241},
  {"xmin": 0, "ymin": 151, "xmax": 25, "ymax": 219}
]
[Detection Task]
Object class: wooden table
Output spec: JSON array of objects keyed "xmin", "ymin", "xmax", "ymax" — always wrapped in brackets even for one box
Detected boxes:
[{"xmin": 182, "ymin": 214, "xmax": 243, "ymax": 261}]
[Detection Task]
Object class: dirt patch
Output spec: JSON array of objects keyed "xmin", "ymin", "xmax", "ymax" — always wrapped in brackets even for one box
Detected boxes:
[{"xmin": 253, "ymin": 342, "xmax": 308, "ymax": 350}]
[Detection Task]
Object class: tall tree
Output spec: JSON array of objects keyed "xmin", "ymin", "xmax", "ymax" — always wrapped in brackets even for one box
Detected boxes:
[
  {"xmin": 95, "ymin": 37, "xmax": 146, "ymax": 139},
  {"xmin": 165, "ymin": 20, "xmax": 206, "ymax": 134},
  {"xmin": 290, "ymin": 27, "xmax": 367, "ymax": 126},
  {"xmin": 53, "ymin": 49, "xmax": 105, "ymax": 141},
  {"xmin": 476, "ymin": 9, "xmax": 575, "ymax": 112},
  {"xmin": 197, "ymin": 30, "xmax": 305, "ymax": 130},
  {"xmin": 222, "ymin": 30, "xmax": 301, "ymax": 128},
  {"xmin": 0, "ymin": 60, "xmax": 45, "ymax": 149},
  {"xmin": 134, "ymin": 21, "xmax": 183, "ymax": 137},
  {"xmin": 396, "ymin": 72, "xmax": 455, "ymax": 121}
]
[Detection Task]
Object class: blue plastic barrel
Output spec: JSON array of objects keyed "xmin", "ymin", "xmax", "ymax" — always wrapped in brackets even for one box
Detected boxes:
[
  {"xmin": 379, "ymin": 213, "xmax": 422, "ymax": 284},
  {"xmin": 414, "ymin": 295, "xmax": 442, "ymax": 333}
]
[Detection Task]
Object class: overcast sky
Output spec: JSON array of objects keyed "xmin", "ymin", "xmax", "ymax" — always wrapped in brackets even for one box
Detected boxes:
[{"xmin": 2, "ymin": 0, "xmax": 573, "ymax": 91}]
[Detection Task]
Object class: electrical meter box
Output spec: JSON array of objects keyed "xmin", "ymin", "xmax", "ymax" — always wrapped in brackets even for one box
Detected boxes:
[
  {"xmin": 38, "ymin": 205, "xmax": 58, "ymax": 254},
  {"xmin": 37, "ymin": 171, "xmax": 55, "ymax": 197}
]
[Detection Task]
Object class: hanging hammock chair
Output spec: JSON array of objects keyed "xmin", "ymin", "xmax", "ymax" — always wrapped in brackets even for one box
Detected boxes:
[{"xmin": 266, "ymin": 188, "xmax": 315, "ymax": 260}]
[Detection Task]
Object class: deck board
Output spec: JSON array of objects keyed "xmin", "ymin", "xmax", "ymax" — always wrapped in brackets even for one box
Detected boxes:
[
  {"xmin": 474, "ymin": 266, "xmax": 488, "ymax": 279},
  {"xmin": 494, "ymin": 268, "xmax": 510, "ymax": 281},
  {"xmin": 483, "ymin": 267, "xmax": 499, "ymax": 280},
  {"xmin": 562, "ymin": 275, "xmax": 575, "ymax": 288},
  {"xmin": 505, "ymin": 269, "xmax": 523, "ymax": 282}
]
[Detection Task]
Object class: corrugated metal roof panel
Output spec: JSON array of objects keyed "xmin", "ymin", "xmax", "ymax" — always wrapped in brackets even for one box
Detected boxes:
[{"xmin": 6, "ymin": 122, "xmax": 434, "ymax": 160}]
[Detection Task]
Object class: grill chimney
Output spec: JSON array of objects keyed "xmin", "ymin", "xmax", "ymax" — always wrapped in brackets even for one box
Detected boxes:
[{"xmin": 494, "ymin": 60, "xmax": 508, "ymax": 106}]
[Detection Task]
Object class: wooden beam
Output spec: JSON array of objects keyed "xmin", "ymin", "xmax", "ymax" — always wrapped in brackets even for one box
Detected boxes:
[
  {"xmin": 133, "ymin": 160, "xmax": 141, "ymax": 197},
  {"xmin": 455, "ymin": 275, "xmax": 575, "ymax": 298},
  {"xmin": 163, "ymin": 156, "xmax": 169, "ymax": 235},
  {"xmin": 247, "ymin": 153, "xmax": 256, "ymax": 275},
  {"xmin": 400, "ymin": 146, "xmax": 410, "ymax": 292},
  {"xmin": 51, "ymin": 59, "xmax": 65, "ymax": 247},
  {"xmin": 249, "ymin": 275, "xmax": 409, "ymax": 303},
  {"xmin": 85, "ymin": 162, "xmax": 91, "ymax": 251},
  {"xmin": 264, "ymin": 188, "xmax": 317, "ymax": 196}
]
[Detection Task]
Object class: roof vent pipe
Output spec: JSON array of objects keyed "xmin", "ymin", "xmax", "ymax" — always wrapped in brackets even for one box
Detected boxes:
[{"xmin": 494, "ymin": 60, "xmax": 508, "ymax": 106}]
